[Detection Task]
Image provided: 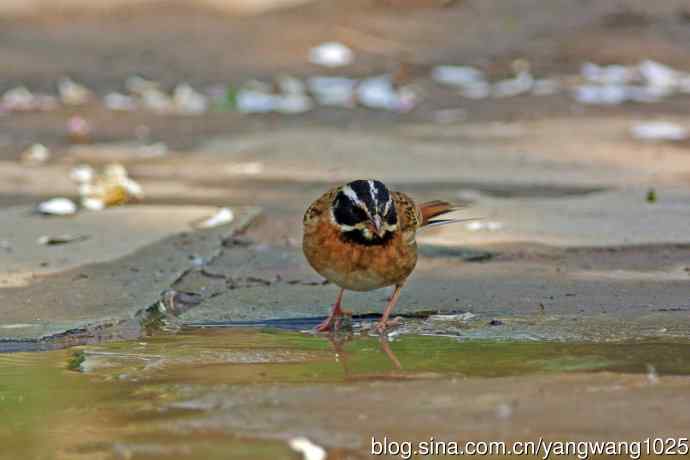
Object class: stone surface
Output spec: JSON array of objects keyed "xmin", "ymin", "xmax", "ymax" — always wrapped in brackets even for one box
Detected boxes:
[{"xmin": 0, "ymin": 205, "xmax": 260, "ymax": 341}]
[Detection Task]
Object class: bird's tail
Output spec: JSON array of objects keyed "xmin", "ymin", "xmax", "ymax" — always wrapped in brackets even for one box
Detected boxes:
[{"xmin": 418, "ymin": 200, "xmax": 480, "ymax": 229}]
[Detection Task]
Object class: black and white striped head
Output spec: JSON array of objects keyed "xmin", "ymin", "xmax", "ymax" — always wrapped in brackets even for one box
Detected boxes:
[{"xmin": 331, "ymin": 179, "xmax": 398, "ymax": 245}]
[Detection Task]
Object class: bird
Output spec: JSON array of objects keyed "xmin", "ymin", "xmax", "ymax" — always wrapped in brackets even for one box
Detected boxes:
[{"xmin": 303, "ymin": 179, "xmax": 462, "ymax": 333}]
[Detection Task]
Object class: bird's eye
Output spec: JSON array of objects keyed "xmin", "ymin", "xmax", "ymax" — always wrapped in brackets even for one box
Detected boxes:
[{"xmin": 333, "ymin": 192, "xmax": 369, "ymax": 226}]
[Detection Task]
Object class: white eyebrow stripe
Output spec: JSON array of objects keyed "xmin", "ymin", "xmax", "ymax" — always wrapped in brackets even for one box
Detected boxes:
[
  {"xmin": 384, "ymin": 198, "xmax": 392, "ymax": 214},
  {"xmin": 368, "ymin": 180, "xmax": 378, "ymax": 207},
  {"xmin": 341, "ymin": 185, "xmax": 363, "ymax": 206}
]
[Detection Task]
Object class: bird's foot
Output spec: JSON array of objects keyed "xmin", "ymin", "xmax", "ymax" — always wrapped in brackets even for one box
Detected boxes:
[
  {"xmin": 374, "ymin": 316, "xmax": 402, "ymax": 334},
  {"xmin": 315, "ymin": 306, "xmax": 352, "ymax": 333}
]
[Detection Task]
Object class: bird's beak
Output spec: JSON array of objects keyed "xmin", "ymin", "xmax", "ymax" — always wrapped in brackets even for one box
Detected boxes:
[{"xmin": 372, "ymin": 215, "xmax": 385, "ymax": 238}]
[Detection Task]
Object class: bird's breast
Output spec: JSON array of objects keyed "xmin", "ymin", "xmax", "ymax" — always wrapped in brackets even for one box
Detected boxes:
[{"xmin": 303, "ymin": 219, "xmax": 417, "ymax": 291}]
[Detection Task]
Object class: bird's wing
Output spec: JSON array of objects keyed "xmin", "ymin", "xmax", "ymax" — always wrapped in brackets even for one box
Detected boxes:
[{"xmin": 303, "ymin": 186, "xmax": 339, "ymax": 228}]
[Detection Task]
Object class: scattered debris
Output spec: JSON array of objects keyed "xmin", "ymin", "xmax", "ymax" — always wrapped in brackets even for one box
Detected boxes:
[
  {"xmin": 630, "ymin": 121, "xmax": 688, "ymax": 142},
  {"xmin": 104, "ymin": 92, "xmax": 137, "ymax": 112},
  {"xmin": 492, "ymin": 65, "xmax": 533, "ymax": 98},
  {"xmin": 20, "ymin": 144, "xmax": 51, "ymax": 165},
  {"xmin": 488, "ymin": 319, "xmax": 504, "ymax": 326},
  {"xmin": 431, "ymin": 65, "xmax": 489, "ymax": 99},
  {"xmin": 193, "ymin": 207, "xmax": 235, "ymax": 229},
  {"xmin": 308, "ymin": 42, "xmax": 354, "ymax": 68},
  {"xmin": 1, "ymin": 87, "xmax": 58, "ymax": 112},
  {"xmin": 173, "ymin": 83, "xmax": 209, "ymax": 115},
  {"xmin": 575, "ymin": 60, "xmax": 690, "ymax": 105},
  {"xmin": 2, "ymin": 59, "xmax": 690, "ymax": 119},
  {"xmin": 356, "ymin": 75, "xmax": 417, "ymax": 112},
  {"xmin": 288, "ymin": 437, "xmax": 327, "ymax": 460},
  {"xmin": 67, "ymin": 116, "xmax": 92, "ymax": 144},
  {"xmin": 58, "ymin": 77, "xmax": 92, "ymax": 106},
  {"xmin": 431, "ymin": 65, "xmax": 484, "ymax": 87},
  {"xmin": 37, "ymin": 234, "xmax": 89, "ymax": 246},
  {"xmin": 80, "ymin": 164, "xmax": 144, "ymax": 210},
  {"xmin": 36, "ymin": 198, "xmax": 78, "ymax": 216},
  {"xmin": 236, "ymin": 78, "xmax": 313, "ymax": 114},
  {"xmin": 69, "ymin": 164, "xmax": 95, "ymax": 184},
  {"xmin": 307, "ymin": 76, "xmax": 356, "ymax": 107}
]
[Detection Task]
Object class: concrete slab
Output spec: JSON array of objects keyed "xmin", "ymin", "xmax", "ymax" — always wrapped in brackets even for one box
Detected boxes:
[
  {"xmin": 0, "ymin": 205, "xmax": 237, "ymax": 287},
  {"xmin": 0, "ymin": 205, "xmax": 260, "ymax": 340},
  {"xmin": 421, "ymin": 187, "xmax": 690, "ymax": 247}
]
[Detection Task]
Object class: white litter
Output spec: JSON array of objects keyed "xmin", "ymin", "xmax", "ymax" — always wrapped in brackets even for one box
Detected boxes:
[
  {"xmin": 58, "ymin": 77, "xmax": 91, "ymax": 106},
  {"xmin": 37, "ymin": 234, "xmax": 88, "ymax": 245},
  {"xmin": 2, "ymin": 87, "xmax": 36, "ymax": 111},
  {"xmin": 173, "ymin": 83, "xmax": 209, "ymax": 115},
  {"xmin": 492, "ymin": 71, "xmax": 534, "ymax": 98},
  {"xmin": 20, "ymin": 144, "xmax": 51, "ymax": 165},
  {"xmin": 276, "ymin": 94, "xmax": 314, "ymax": 114},
  {"xmin": 630, "ymin": 121, "xmax": 688, "ymax": 142},
  {"xmin": 236, "ymin": 89, "xmax": 281, "ymax": 113},
  {"xmin": 307, "ymin": 76, "xmax": 356, "ymax": 107},
  {"xmin": 639, "ymin": 60, "xmax": 678, "ymax": 89},
  {"xmin": 37, "ymin": 198, "xmax": 77, "ymax": 216},
  {"xmin": 431, "ymin": 65, "xmax": 484, "ymax": 87},
  {"xmin": 1, "ymin": 87, "xmax": 57, "ymax": 112},
  {"xmin": 288, "ymin": 437, "xmax": 326, "ymax": 460},
  {"xmin": 125, "ymin": 75, "xmax": 159, "ymax": 95},
  {"xmin": 104, "ymin": 92, "xmax": 137, "ymax": 111},
  {"xmin": 308, "ymin": 42, "xmax": 353, "ymax": 68},
  {"xmin": 79, "ymin": 163, "xmax": 144, "ymax": 210},
  {"xmin": 573, "ymin": 85, "xmax": 628, "ymax": 105},
  {"xmin": 195, "ymin": 208, "xmax": 235, "ymax": 229},
  {"xmin": 69, "ymin": 164, "xmax": 95, "ymax": 184},
  {"xmin": 140, "ymin": 88, "xmax": 175, "ymax": 114},
  {"xmin": 581, "ymin": 62, "xmax": 634, "ymax": 85},
  {"xmin": 275, "ymin": 74, "xmax": 307, "ymax": 95},
  {"xmin": 356, "ymin": 75, "xmax": 416, "ymax": 112}
]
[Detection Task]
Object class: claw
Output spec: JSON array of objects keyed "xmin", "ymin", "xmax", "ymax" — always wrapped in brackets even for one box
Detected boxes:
[{"xmin": 374, "ymin": 317, "xmax": 402, "ymax": 333}]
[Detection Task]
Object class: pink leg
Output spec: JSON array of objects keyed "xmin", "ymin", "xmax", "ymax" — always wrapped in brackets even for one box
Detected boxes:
[
  {"xmin": 375, "ymin": 285, "xmax": 403, "ymax": 333},
  {"xmin": 316, "ymin": 288, "xmax": 347, "ymax": 332}
]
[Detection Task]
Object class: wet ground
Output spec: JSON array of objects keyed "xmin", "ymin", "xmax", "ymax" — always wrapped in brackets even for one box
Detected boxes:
[
  {"xmin": 2, "ymin": 327, "xmax": 690, "ymax": 460},
  {"xmin": 2, "ymin": 1, "xmax": 690, "ymax": 458}
]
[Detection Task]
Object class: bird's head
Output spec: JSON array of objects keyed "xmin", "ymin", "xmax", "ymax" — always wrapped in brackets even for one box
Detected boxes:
[{"xmin": 331, "ymin": 179, "xmax": 398, "ymax": 245}]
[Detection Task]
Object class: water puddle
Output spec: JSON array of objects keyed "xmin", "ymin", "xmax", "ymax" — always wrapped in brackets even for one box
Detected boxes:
[{"xmin": 1, "ymin": 328, "xmax": 689, "ymax": 459}]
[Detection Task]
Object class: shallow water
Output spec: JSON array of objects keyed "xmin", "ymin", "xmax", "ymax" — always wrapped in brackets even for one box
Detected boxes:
[{"xmin": 1, "ymin": 328, "xmax": 690, "ymax": 459}]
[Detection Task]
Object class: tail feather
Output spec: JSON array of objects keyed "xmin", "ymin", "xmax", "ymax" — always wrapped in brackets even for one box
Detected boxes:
[
  {"xmin": 419, "ymin": 200, "xmax": 460, "ymax": 227},
  {"xmin": 418, "ymin": 200, "xmax": 481, "ymax": 230}
]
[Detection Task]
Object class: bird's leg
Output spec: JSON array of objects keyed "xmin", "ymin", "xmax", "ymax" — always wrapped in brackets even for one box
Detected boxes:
[
  {"xmin": 316, "ymin": 288, "xmax": 347, "ymax": 332},
  {"xmin": 375, "ymin": 284, "xmax": 403, "ymax": 333}
]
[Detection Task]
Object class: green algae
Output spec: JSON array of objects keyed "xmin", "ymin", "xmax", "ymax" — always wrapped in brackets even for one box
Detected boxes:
[{"xmin": 1, "ymin": 329, "xmax": 690, "ymax": 459}]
